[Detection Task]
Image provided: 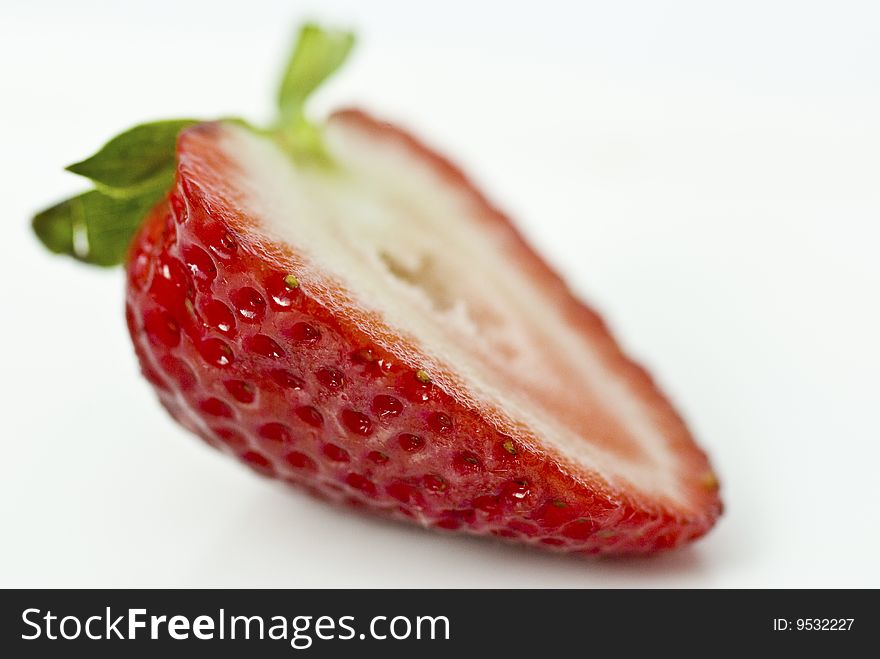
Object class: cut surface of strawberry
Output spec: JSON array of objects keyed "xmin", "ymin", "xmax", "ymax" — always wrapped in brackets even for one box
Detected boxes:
[{"xmin": 35, "ymin": 24, "xmax": 721, "ymax": 555}]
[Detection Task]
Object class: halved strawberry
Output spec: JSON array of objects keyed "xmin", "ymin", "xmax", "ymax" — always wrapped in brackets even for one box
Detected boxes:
[{"xmin": 34, "ymin": 24, "xmax": 721, "ymax": 555}]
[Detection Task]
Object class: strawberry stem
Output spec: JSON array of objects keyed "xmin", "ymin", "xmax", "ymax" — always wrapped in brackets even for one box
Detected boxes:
[{"xmin": 273, "ymin": 23, "xmax": 355, "ymax": 167}]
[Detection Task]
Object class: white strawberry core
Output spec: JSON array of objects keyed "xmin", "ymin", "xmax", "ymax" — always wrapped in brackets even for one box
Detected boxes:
[{"xmin": 218, "ymin": 121, "xmax": 690, "ymax": 508}]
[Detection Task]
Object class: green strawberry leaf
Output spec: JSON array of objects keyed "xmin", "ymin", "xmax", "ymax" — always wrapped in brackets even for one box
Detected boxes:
[
  {"xmin": 34, "ymin": 118, "xmax": 198, "ymax": 266},
  {"xmin": 33, "ymin": 22, "xmax": 356, "ymax": 267},
  {"xmin": 66, "ymin": 119, "xmax": 198, "ymax": 197},
  {"xmin": 32, "ymin": 189, "xmax": 161, "ymax": 266}
]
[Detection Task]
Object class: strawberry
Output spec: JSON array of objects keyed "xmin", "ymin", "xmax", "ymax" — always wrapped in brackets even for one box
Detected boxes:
[{"xmin": 33, "ymin": 24, "xmax": 721, "ymax": 555}]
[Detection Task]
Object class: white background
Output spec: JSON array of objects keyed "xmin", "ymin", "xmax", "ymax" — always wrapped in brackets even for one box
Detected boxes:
[{"xmin": 2, "ymin": 0, "xmax": 878, "ymax": 587}]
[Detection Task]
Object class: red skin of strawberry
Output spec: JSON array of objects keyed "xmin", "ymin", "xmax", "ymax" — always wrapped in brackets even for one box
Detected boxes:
[{"xmin": 125, "ymin": 110, "xmax": 722, "ymax": 555}]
